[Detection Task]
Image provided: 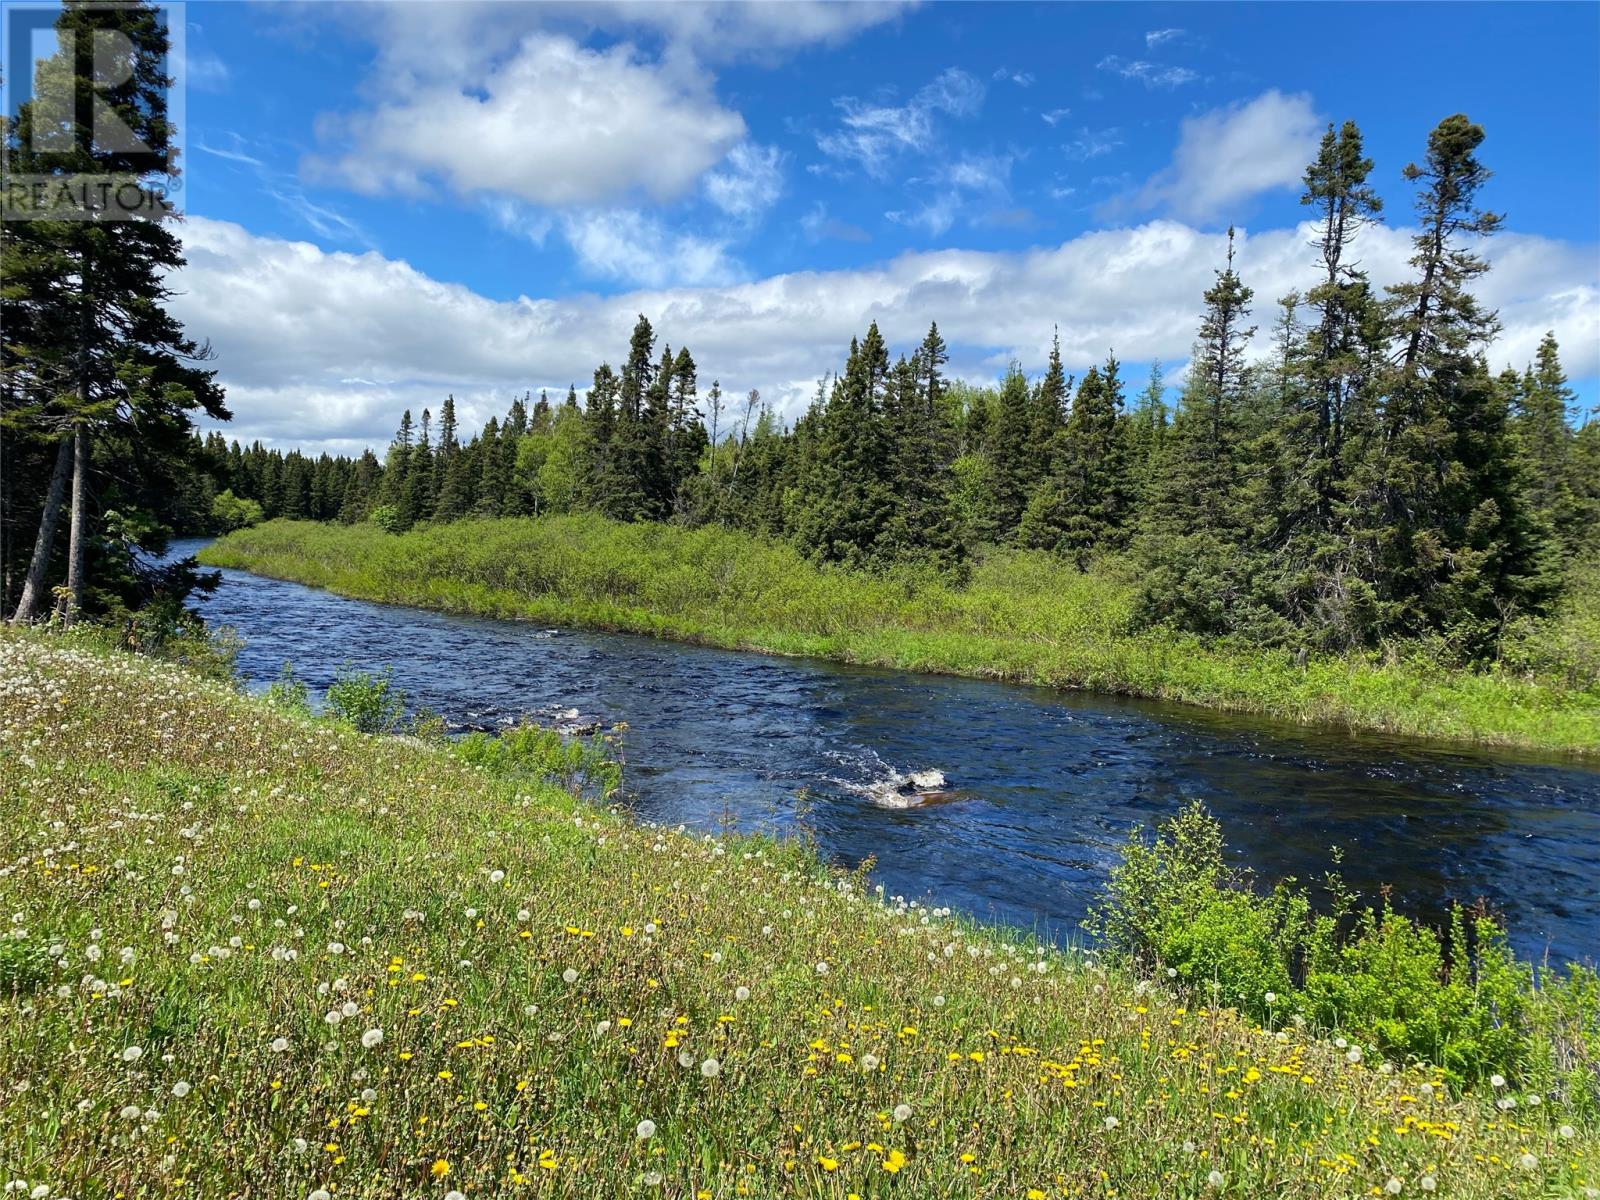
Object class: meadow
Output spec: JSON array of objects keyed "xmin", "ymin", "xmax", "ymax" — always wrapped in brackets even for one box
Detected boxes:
[
  {"xmin": 200, "ymin": 517, "xmax": 1600, "ymax": 755},
  {"xmin": 1, "ymin": 631, "xmax": 1597, "ymax": 1198}
]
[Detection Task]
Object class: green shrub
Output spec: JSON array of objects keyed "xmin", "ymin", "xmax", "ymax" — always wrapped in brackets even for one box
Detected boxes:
[
  {"xmin": 324, "ymin": 664, "xmax": 405, "ymax": 733},
  {"xmin": 264, "ymin": 661, "xmax": 312, "ymax": 715},
  {"xmin": 0, "ymin": 937, "xmax": 50, "ymax": 996},
  {"xmin": 1088, "ymin": 801, "xmax": 1600, "ymax": 1103},
  {"xmin": 451, "ymin": 722, "xmax": 623, "ymax": 803},
  {"xmin": 369, "ymin": 504, "xmax": 405, "ymax": 534}
]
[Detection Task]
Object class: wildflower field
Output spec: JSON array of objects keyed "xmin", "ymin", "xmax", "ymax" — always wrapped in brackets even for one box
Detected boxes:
[
  {"xmin": 201, "ymin": 518, "xmax": 1600, "ymax": 755},
  {"xmin": 1, "ymin": 631, "xmax": 1596, "ymax": 1199}
]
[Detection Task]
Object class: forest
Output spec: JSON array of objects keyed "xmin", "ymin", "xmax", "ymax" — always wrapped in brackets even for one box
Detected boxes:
[
  {"xmin": 169, "ymin": 119, "xmax": 1597, "ymax": 671},
  {"xmin": 1, "ymin": 3, "xmax": 1594, "ymax": 681}
]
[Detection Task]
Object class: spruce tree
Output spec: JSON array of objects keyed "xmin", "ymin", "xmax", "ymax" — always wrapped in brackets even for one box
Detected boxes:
[
  {"xmin": 882, "ymin": 335, "xmax": 965, "ymax": 570},
  {"xmin": 1513, "ymin": 333, "xmax": 1582, "ymax": 562},
  {"xmin": 433, "ymin": 396, "xmax": 470, "ymax": 521},
  {"xmin": 1351, "ymin": 114, "xmax": 1539, "ymax": 653},
  {"xmin": 987, "ymin": 363, "xmax": 1037, "ymax": 541},
  {"xmin": 793, "ymin": 325, "xmax": 895, "ymax": 566},
  {"xmin": 4, "ymin": 0, "xmax": 227, "ymax": 623},
  {"xmin": 1057, "ymin": 354, "xmax": 1131, "ymax": 566},
  {"xmin": 1136, "ymin": 229, "xmax": 1261, "ymax": 635}
]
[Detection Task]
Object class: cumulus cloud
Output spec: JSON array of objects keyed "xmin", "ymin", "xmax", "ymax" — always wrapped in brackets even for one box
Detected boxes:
[
  {"xmin": 1132, "ymin": 90, "xmax": 1323, "ymax": 222},
  {"xmin": 817, "ymin": 67, "xmax": 985, "ymax": 178},
  {"xmin": 171, "ymin": 216, "xmax": 1598, "ymax": 454},
  {"xmin": 558, "ymin": 210, "xmax": 742, "ymax": 288},
  {"xmin": 307, "ymin": 32, "xmax": 745, "ymax": 208}
]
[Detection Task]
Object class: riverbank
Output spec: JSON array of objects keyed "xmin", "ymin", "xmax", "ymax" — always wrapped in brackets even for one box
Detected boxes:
[
  {"xmin": 3, "ymin": 629, "xmax": 1595, "ymax": 1198},
  {"xmin": 201, "ymin": 517, "xmax": 1600, "ymax": 756}
]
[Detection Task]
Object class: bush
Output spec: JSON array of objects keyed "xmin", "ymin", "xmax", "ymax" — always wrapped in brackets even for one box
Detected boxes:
[
  {"xmin": 209, "ymin": 489, "xmax": 263, "ymax": 533},
  {"xmin": 369, "ymin": 504, "xmax": 406, "ymax": 534},
  {"xmin": 1088, "ymin": 801, "xmax": 1600, "ymax": 1103},
  {"xmin": 264, "ymin": 661, "xmax": 312, "ymax": 716},
  {"xmin": 451, "ymin": 721, "xmax": 623, "ymax": 803},
  {"xmin": 324, "ymin": 664, "xmax": 406, "ymax": 733}
]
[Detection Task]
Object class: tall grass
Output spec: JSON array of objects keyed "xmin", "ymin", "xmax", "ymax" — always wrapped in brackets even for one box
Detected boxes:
[
  {"xmin": 2, "ymin": 630, "xmax": 1596, "ymax": 1198},
  {"xmin": 202, "ymin": 518, "xmax": 1600, "ymax": 755}
]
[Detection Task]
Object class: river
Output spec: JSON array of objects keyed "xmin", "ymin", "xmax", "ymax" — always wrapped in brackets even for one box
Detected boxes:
[{"xmin": 171, "ymin": 539, "xmax": 1599, "ymax": 965}]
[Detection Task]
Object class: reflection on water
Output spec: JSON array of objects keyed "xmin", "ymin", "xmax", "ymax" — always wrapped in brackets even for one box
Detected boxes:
[{"xmin": 173, "ymin": 540, "xmax": 1599, "ymax": 965}]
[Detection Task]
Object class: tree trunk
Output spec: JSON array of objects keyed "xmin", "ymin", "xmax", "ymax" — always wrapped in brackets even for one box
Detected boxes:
[
  {"xmin": 9, "ymin": 434, "xmax": 72, "ymax": 625},
  {"xmin": 58, "ymin": 422, "xmax": 88, "ymax": 626}
]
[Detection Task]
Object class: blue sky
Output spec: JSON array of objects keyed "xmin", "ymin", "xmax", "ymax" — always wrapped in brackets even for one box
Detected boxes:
[{"xmin": 53, "ymin": 1, "xmax": 1600, "ymax": 451}]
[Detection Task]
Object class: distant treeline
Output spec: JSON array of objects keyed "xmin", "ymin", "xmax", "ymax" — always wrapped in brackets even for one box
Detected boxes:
[{"xmin": 202, "ymin": 116, "xmax": 1600, "ymax": 665}]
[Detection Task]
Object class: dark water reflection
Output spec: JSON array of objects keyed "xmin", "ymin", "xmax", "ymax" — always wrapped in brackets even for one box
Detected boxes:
[{"xmin": 171, "ymin": 540, "xmax": 1599, "ymax": 965}]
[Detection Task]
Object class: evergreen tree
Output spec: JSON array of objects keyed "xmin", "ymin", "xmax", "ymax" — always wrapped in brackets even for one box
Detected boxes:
[
  {"xmin": 1513, "ymin": 333, "xmax": 1582, "ymax": 563},
  {"xmin": 474, "ymin": 416, "xmax": 509, "ymax": 517},
  {"xmin": 793, "ymin": 325, "xmax": 895, "ymax": 566},
  {"xmin": 1136, "ymin": 229, "xmax": 1262, "ymax": 635},
  {"xmin": 1351, "ymin": 114, "xmax": 1540, "ymax": 652},
  {"xmin": 4, "ymin": 0, "xmax": 227, "ymax": 623},
  {"xmin": 1056, "ymin": 354, "xmax": 1131, "ymax": 566},
  {"xmin": 881, "ymin": 333, "xmax": 965, "ymax": 570},
  {"xmin": 378, "ymin": 410, "xmax": 414, "ymax": 517},
  {"xmin": 987, "ymin": 363, "xmax": 1037, "ymax": 541}
]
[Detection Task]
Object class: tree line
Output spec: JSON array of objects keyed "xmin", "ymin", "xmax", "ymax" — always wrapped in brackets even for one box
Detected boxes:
[
  {"xmin": 3, "ymin": 9, "xmax": 1594, "ymax": 672},
  {"xmin": 199, "ymin": 114, "xmax": 1598, "ymax": 663}
]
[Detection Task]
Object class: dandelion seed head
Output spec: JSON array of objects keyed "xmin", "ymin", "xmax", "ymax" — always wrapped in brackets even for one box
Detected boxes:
[
  {"xmin": 893, "ymin": 1104, "xmax": 912, "ymax": 1123},
  {"xmin": 700, "ymin": 1057, "xmax": 721, "ymax": 1078},
  {"xmin": 636, "ymin": 1119, "xmax": 656, "ymax": 1140},
  {"xmin": 361, "ymin": 1028, "xmax": 383, "ymax": 1049}
]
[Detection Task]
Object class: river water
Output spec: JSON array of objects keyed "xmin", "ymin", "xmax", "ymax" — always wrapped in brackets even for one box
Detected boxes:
[{"xmin": 171, "ymin": 539, "xmax": 1599, "ymax": 965}]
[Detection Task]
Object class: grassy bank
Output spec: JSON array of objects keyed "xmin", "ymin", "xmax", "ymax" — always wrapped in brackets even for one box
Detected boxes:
[
  {"xmin": 200, "ymin": 518, "xmax": 1600, "ymax": 755},
  {"xmin": 2, "ymin": 630, "xmax": 1597, "ymax": 1198}
]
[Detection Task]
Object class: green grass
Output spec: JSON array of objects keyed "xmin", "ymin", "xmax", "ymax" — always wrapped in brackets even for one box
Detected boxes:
[
  {"xmin": 200, "ymin": 517, "xmax": 1600, "ymax": 756},
  {"xmin": 2, "ymin": 630, "xmax": 1596, "ymax": 1198}
]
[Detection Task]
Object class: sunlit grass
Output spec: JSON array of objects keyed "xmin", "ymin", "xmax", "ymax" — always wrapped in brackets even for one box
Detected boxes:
[
  {"xmin": 201, "ymin": 517, "xmax": 1600, "ymax": 755},
  {"xmin": 1, "ymin": 630, "xmax": 1596, "ymax": 1198}
]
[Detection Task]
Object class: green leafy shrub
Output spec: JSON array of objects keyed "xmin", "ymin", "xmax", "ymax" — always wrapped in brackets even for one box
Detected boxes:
[
  {"xmin": 369, "ymin": 504, "xmax": 405, "ymax": 534},
  {"xmin": 451, "ymin": 722, "xmax": 623, "ymax": 803},
  {"xmin": 0, "ymin": 938, "xmax": 50, "ymax": 996},
  {"xmin": 1088, "ymin": 801, "xmax": 1600, "ymax": 1105},
  {"xmin": 264, "ymin": 661, "xmax": 312, "ymax": 716},
  {"xmin": 324, "ymin": 664, "xmax": 406, "ymax": 733}
]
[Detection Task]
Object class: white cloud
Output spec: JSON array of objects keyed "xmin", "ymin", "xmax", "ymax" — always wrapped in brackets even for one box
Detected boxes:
[
  {"xmin": 307, "ymin": 32, "xmax": 745, "ymax": 208},
  {"xmin": 1133, "ymin": 90, "xmax": 1322, "ymax": 222},
  {"xmin": 1144, "ymin": 28, "xmax": 1185, "ymax": 48},
  {"xmin": 1063, "ymin": 127, "xmax": 1123, "ymax": 161},
  {"xmin": 1096, "ymin": 55, "xmax": 1198, "ymax": 89},
  {"xmin": 817, "ymin": 67, "xmax": 985, "ymax": 178},
  {"xmin": 1041, "ymin": 108, "xmax": 1072, "ymax": 127},
  {"xmin": 171, "ymin": 216, "xmax": 1599, "ymax": 454},
  {"xmin": 558, "ymin": 210, "xmax": 742, "ymax": 288},
  {"xmin": 704, "ymin": 143, "xmax": 785, "ymax": 220},
  {"xmin": 992, "ymin": 67, "xmax": 1035, "ymax": 87},
  {"xmin": 887, "ymin": 154, "xmax": 1012, "ymax": 237}
]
